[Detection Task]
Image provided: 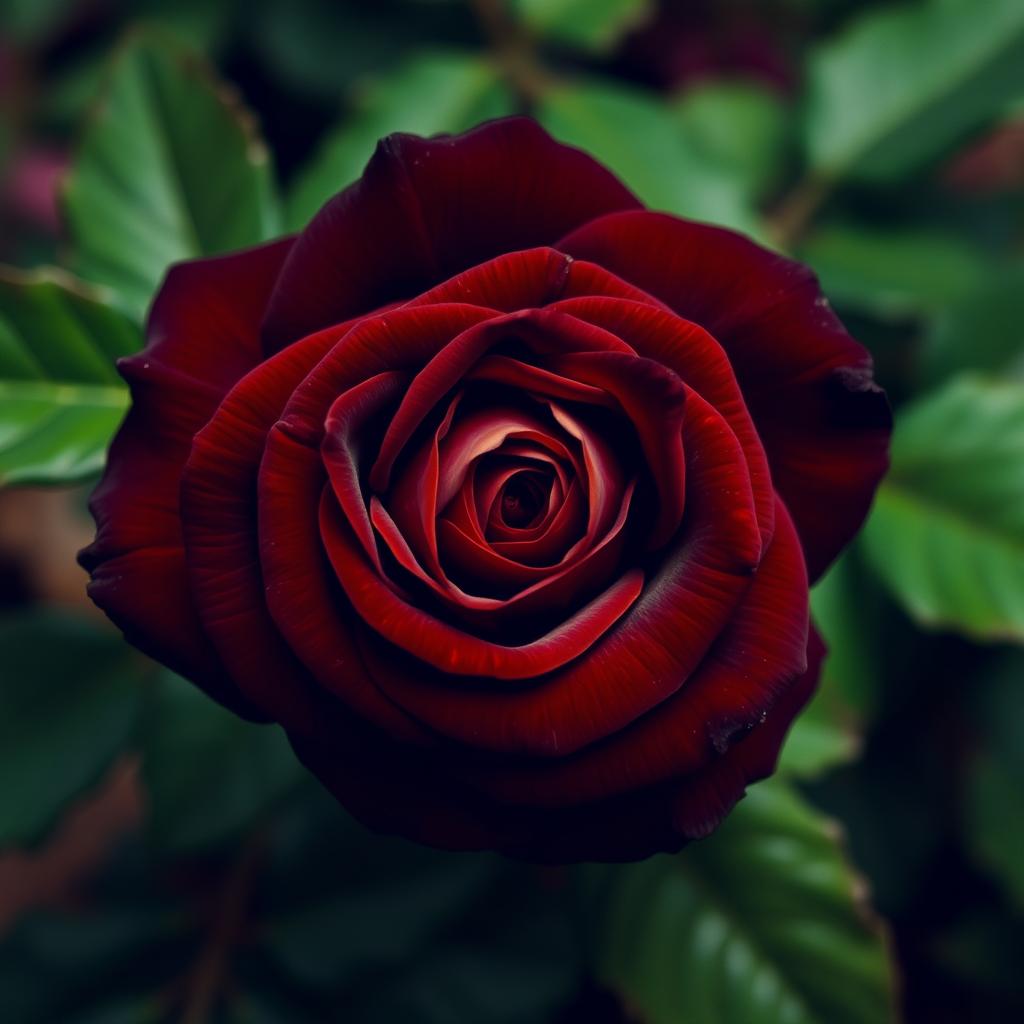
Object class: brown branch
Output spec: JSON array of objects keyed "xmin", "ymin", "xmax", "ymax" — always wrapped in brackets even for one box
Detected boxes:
[
  {"xmin": 766, "ymin": 173, "xmax": 835, "ymax": 251},
  {"xmin": 467, "ymin": 0, "xmax": 553, "ymax": 108},
  {"xmin": 179, "ymin": 831, "xmax": 265, "ymax": 1024}
]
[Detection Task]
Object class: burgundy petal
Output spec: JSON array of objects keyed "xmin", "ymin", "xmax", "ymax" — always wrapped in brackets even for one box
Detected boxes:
[
  {"xmin": 542, "ymin": 351, "xmax": 687, "ymax": 548},
  {"xmin": 80, "ymin": 239, "xmax": 294, "ymax": 717},
  {"xmin": 262, "ymin": 118, "xmax": 641, "ymax": 352},
  {"xmin": 559, "ymin": 210, "xmax": 891, "ymax": 578},
  {"xmin": 360, "ymin": 387, "xmax": 761, "ymax": 755},
  {"xmin": 670, "ymin": 626, "xmax": 823, "ymax": 839},
  {"xmin": 181, "ymin": 321, "xmax": 358, "ymax": 732},
  {"xmin": 258, "ymin": 425, "xmax": 430, "ymax": 743},
  {"xmin": 322, "ymin": 371, "xmax": 411, "ymax": 573},
  {"xmin": 547, "ymin": 296, "xmax": 775, "ymax": 547},
  {"xmin": 369, "ymin": 307, "xmax": 632, "ymax": 494},
  {"xmin": 438, "ymin": 481, "xmax": 587, "ymax": 590},
  {"xmin": 465, "ymin": 498, "xmax": 809, "ymax": 805},
  {"xmin": 320, "ymin": 491, "xmax": 643, "ymax": 679}
]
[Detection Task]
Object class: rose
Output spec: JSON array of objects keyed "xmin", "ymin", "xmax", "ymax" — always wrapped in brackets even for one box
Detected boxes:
[{"xmin": 81, "ymin": 118, "xmax": 889, "ymax": 861}]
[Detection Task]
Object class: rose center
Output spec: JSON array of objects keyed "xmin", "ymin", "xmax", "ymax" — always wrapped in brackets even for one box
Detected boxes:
[{"xmin": 499, "ymin": 472, "xmax": 548, "ymax": 529}]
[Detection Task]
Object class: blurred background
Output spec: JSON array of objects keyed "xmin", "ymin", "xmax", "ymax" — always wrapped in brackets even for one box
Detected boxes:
[{"xmin": 1, "ymin": 1, "xmax": 1022, "ymax": 1021}]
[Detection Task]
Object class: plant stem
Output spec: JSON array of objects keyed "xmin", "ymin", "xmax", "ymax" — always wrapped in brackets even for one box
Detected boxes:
[
  {"xmin": 179, "ymin": 831, "xmax": 265, "ymax": 1024},
  {"xmin": 767, "ymin": 172, "xmax": 835, "ymax": 250},
  {"xmin": 467, "ymin": 0, "xmax": 552, "ymax": 107}
]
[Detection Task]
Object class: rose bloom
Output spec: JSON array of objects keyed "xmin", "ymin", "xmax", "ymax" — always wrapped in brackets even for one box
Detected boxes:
[{"xmin": 81, "ymin": 118, "xmax": 889, "ymax": 861}]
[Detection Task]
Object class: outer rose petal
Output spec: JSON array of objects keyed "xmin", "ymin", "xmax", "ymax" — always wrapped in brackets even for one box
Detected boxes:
[
  {"xmin": 261, "ymin": 119, "xmax": 642, "ymax": 352},
  {"xmin": 182, "ymin": 321, "xmax": 361, "ymax": 732},
  {"xmin": 559, "ymin": 210, "xmax": 891, "ymax": 579},
  {"xmin": 286, "ymin": 628, "xmax": 823, "ymax": 862},
  {"xmin": 80, "ymin": 238, "xmax": 293, "ymax": 717}
]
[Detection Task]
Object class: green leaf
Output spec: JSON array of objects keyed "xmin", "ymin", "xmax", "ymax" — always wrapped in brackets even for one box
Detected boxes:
[
  {"xmin": 536, "ymin": 81, "xmax": 760, "ymax": 236},
  {"xmin": 140, "ymin": 673, "xmax": 302, "ymax": 854},
  {"xmin": 964, "ymin": 652, "xmax": 1024, "ymax": 909},
  {"xmin": 798, "ymin": 225, "xmax": 989, "ymax": 318},
  {"xmin": 0, "ymin": 902, "xmax": 179, "ymax": 1023},
  {"xmin": 63, "ymin": 31, "xmax": 281, "ymax": 321},
  {"xmin": 0, "ymin": 0, "xmax": 75, "ymax": 44},
  {"xmin": 0, "ymin": 611, "xmax": 145, "ymax": 847},
  {"xmin": 287, "ymin": 52, "xmax": 514, "ymax": 230},
  {"xmin": 809, "ymin": 551, "xmax": 885, "ymax": 717},
  {"xmin": 512, "ymin": 0, "xmax": 653, "ymax": 53},
  {"xmin": 264, "ymin": 855, "xmax": 498, "ymax": 990},
  {"xmin": 918, "ymin": 263, "xmax": 1024, "ymax": 386},
  {"xmin": 258, "ymin": 783, "xmax": 580, "ymax": 1019},
  {"xmin": 0, "ymin": 266, "xmax": 137, "ymax": 486},
  {"xmin": 587, "ymin": 780, "xmax": 896, "ymax": 1024},
  {"xmin": 671, "ymin": 80, "xmax": 791, "ymax": 202},
  {"xmin": 805, "ymin": 0, "xmax": 1024, "ymax": 182},
  {"xmin": 862, "ymin": 375, "xmax": 1024, "ymax": 641},
  {"xmin": 778, "ymin": 683, "xmax": 860, "ymax": 780}
]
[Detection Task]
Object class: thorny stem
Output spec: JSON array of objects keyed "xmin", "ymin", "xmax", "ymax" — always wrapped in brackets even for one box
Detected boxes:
[
  {"xmin": 467, "ymin": 0, "xmax": 553, "ymax": 107},
  {"xmin": 179, "ymin": 830, "xmax": 265, "ymax": 1024}
]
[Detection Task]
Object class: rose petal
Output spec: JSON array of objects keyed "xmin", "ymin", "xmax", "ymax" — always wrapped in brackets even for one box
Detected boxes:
[
  {"xmin": 670, "ymin": 626, "xmax": 822, "ymax": 840},
  {"xmin": 258, "ymin": 425, "xmax": 430, "ymax": 742},
  {"xmin": 320, "ymin": 489, "xmax": 643, "ymax": 679},
  {"xmin": 182, "ymin": 320, "xmax": 418, "ymax": 736},
  {"xmin": 360, "ymin": 387, "xmax": 761, "ymax": 755},
  {"xmin": 370, "ymin": 307, "xmax": 633, "ymax": 494},
  {"xmin": 465, "ymin": 498, "xmax": 808, "ymax": 805},
  {"xmin": 438, "ymin": 480, "xmax": 587, "ymax": 589},
  {"xmin": 547, "ymin": 296, "xmax": 775, "ymax": 547},
  {"xmin": 80, "ymin": 239, "xmax": 294, "ymax": 718},
  {"xmin": 542, "ymin": 351, "xmax": 687, "ymax": 548},
  {"xmin": 559, "ymin": 210, "xmax": 890, "ymax": 578},
  {"xmin": 322, "ymin": 371, "xmax": 412, "ymax": 573},
  {"xmin": 262, "ymin": 118, "xmax": 641, "ymax": 352}
]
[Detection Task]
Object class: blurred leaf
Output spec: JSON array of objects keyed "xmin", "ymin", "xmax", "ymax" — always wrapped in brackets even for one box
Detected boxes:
[
  {"xmin": 249, "ymin": 0, "xmax": 473, "ymax": 98},
  {"xmin": 809, "ymin": 551, "xmax": 885, "ymax": 717},
  {"xmin": 586, "ymin": 779, "xmax": 896, "ymax": 1024},
  {"xmin": 778, "ymin": 682, "xmax": 860, "ymax": 780},
  {"xmin": 672, "ymin": 80, "xmax": 791, "ymax": 202},
  {"xmin": 918, "ymin": 263, "xmax": 1024, "ymax": 385},
  {"xmin": 933, "ymin": 909, "xmax": 1024, "ymax": 1001},
  {"xmin": 256, "ymin": 783, "xmax": 580, "ymax": 1021},
  {"xmin": 964, "ymin": 652, "xmax": 1024, "ymax": 909},
  {"xmin": 0, "ymin": 907, "xmax": 173, "ymax": 1023},
  {"xmin": 805, "ymin": 0, "xmax": 1024, "ymax": 182},
  {"xmin": 287, "ymin": 52, "xmax": 514, "ymax": 230},
  {"xmin": 264, "ymin": 855, "xmax": 497, "ymax": 990},
  {"xmin": 0, "ymin": 0, "xmax": 75, "ymax": 45},
  {"xmin": 63, "ymin": 31, "xmax": 281, "ymax": 321},
  {"xmin": 968, "ymin": 752, "xmax": 1024, "ymax": 908},
  {"xmin": 0, "ymin": 266, "xmax": 137, "ymax": 486},
  {"xmin": 799, "ymin": 225, "xmax": 989, "ymax": 318},
  {"xmin": 863, "ymin": 375, "xmax": 1024, "ymax": 641},
  {"xmin": 345, "ymin": 928, "xmax": 579, "ymax": 1024},
  {"xmin": 0, "ymin": 611, "xmax": 144, "ymax": 848},
  {"xmin": 537, "ymin": 80, "xmax": 760, "ymax": 235},
  {"xmin": 512, "ymin": 0, "xmax": 653, "ymax": 54},
  {"xmin": 140, "ymin": 673, "xmax": 301, "ymax": 854}
]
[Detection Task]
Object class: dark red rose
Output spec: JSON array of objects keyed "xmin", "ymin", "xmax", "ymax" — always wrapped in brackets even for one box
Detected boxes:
[{"xmin": 80, "ymin": 118, "xmax": 890, "ymax": 861}]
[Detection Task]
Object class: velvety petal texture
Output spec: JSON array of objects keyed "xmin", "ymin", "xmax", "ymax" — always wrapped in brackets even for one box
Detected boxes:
[{"xmin": 81, "ymin": 117, "xmax": 890, "ymax": 862}]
